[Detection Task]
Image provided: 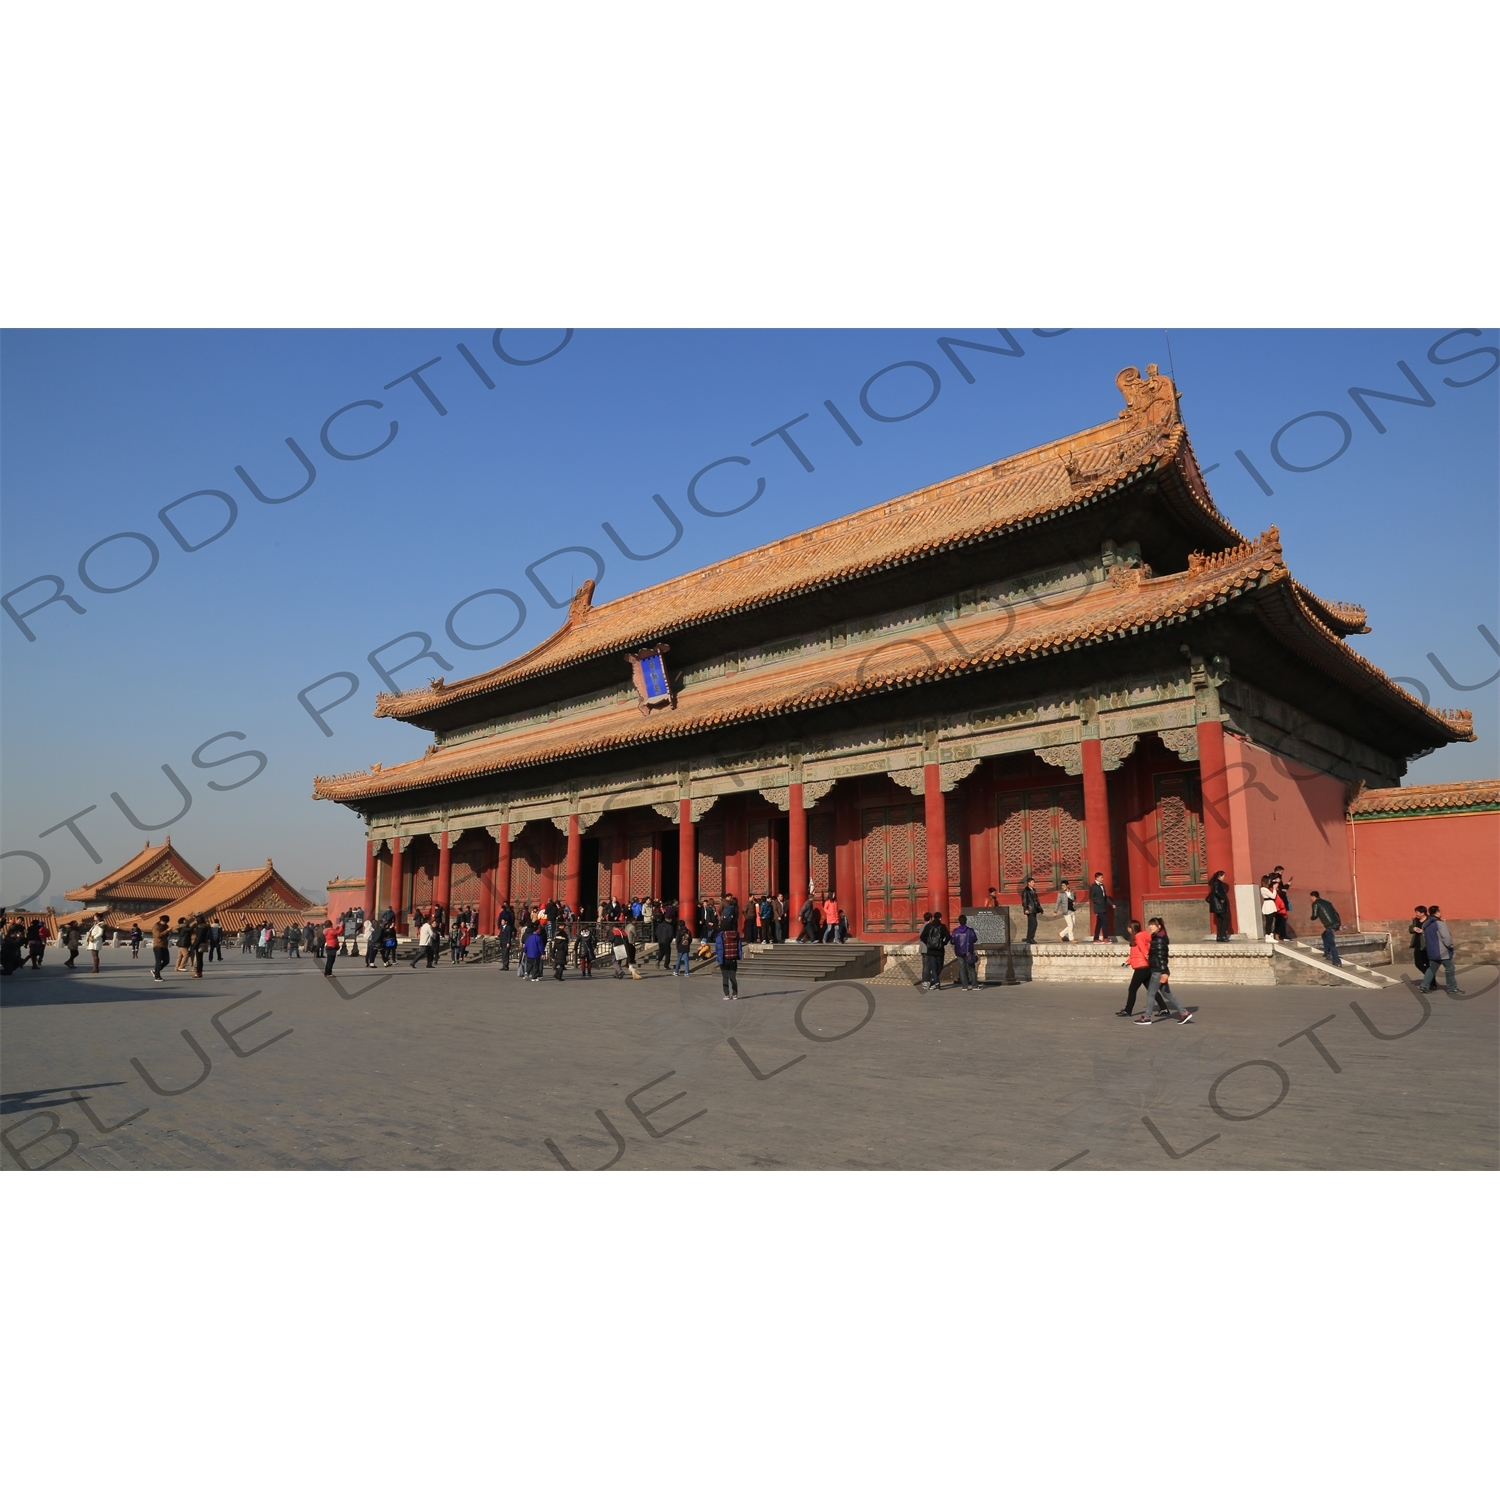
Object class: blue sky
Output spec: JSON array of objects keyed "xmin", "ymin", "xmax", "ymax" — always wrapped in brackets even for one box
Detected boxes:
[{"xmin": 3, "ymin": 327, "xmax": 1495, "ymax": 911}]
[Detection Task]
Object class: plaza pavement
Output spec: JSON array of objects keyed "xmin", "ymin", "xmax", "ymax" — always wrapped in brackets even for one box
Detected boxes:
[{"xmin": 2, "ymin": 946, "xmax": 1495, "ymax": 1170}]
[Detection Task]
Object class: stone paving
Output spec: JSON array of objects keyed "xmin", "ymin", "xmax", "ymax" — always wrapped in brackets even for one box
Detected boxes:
[{"xmin": 2, "ymin": 947, "xmax": 1495, "ymax": 1170}]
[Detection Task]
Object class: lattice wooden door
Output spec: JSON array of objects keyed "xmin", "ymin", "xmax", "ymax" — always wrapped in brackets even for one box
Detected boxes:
[
  {"xmin": 625, "ymin": 833, "xmax": 654, "ymax": 901},
  {"xmin": 861, "ymin": 805, "xmax": 923, "ymax": 932},
  {"xmin": 748, "ymin": 819, "xmax": 773, "ymax": 898},
  {"xmin": 511, "ymin": 834, "xmax": 546, "ymax": 910},
  {"xmin": 450, "ymin": 832, "xmax": 485, "ymax": 910},
  {"xmin": 1154, "ymin": 771, "xmax": 1208, "ymax": 886},
  {"xmin": 994, "ymin": 786, "xmax": 1086, "ymax": 892},
  {"xmin": 696, "ymin": 823, "xmax": 724, "ymax": 898},
  {"xmin": 809, "ymin": 812, "xmax": 835, "ymax": 895}
]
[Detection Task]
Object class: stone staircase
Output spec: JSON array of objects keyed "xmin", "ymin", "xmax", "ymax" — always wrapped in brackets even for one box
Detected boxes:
[
  {"xmin": 738, "ymin": 940, "xmax": 883, "ymax": 986},
  {"xmin": 1275, "ymin": 934, "xmax": 1397, "ymax": 989}
]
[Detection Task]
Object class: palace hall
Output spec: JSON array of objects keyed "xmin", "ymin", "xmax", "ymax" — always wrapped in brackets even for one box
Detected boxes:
[{"xmin": 313, "ymin": 366, "xmax": 1474, "ymax": 943}]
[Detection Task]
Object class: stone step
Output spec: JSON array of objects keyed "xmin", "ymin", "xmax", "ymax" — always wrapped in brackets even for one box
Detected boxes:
[
  {"xmin": 1271, "ymin": 941, "xmax": 1390, "ymax": 989},
  {"xmin": 1284, "ymin": 939, "xmax": 1397, "ymax": 985},
  {"xmin": 740, "ymin": 943, "xmax": 882, "ymax": 982}
]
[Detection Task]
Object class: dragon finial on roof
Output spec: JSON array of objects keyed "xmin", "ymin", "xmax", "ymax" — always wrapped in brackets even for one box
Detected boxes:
[
  {"xmin": 569, "ymin": 577, "xmax": 596, "ymax": 622},
  {"xmin": 1116, "ymin": 364, "xmax": 1178, "ymax": 429}
]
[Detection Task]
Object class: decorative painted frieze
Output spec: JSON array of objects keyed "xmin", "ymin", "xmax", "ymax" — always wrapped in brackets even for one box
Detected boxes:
[{"xmin": 1101, "ymin": 734, "xmax": 1139, "ymax": 771}]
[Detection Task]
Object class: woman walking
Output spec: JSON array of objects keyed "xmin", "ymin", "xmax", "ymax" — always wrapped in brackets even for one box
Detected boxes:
[
  {"xmin": 1116, "ymin": 919, "xmax": 1159, "ymax": 1018},
  {"xmin": 1134, "ymin": 918, "xmax": 1194, "ymax": 1024}
]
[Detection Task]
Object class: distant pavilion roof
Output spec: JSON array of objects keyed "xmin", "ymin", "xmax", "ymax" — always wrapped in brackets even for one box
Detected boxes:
[
  {"xmin": 137, "ymin": 861, "xmax": 318, "ymax": 929},
  {"xmin": 64, "ymin": 837, "xmax": 204, "ymax": 905}
]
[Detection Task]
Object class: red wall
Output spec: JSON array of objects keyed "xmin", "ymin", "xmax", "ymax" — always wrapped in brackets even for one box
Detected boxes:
[
  {"xmin": 1351, "ymin": 811, "xmax": 1500, "ymax": 922},
  {"xmin": 1224, "ymin": 738, "xmax": 1354, "ymax": 922}
]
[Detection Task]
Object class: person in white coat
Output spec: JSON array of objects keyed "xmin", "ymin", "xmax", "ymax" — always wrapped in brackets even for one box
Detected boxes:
[
  {"xmin": 86, "ymin": 920, "xmax": 106, "ymax": 973},
  {"xmin": 1259, "ymin": 879, "xmax": 1280, "ymax": 939},
  {"xmin": 411, "ymin": 918, "xmax": 436, "ymax": 969},
  {"xmin": 1053, "ymin": 880, "xmax": 1077, "ymax": 942}
]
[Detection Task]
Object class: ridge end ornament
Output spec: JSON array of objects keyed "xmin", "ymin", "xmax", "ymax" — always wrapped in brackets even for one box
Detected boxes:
[{"xmin": 625, "ymin": 643, "xmax": 676, "ymax": 714}]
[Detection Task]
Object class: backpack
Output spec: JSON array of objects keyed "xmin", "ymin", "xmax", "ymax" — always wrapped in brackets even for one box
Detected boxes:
[{"xmin": 720, "ymin": 930, "xmax": 741, "ymax": 962}]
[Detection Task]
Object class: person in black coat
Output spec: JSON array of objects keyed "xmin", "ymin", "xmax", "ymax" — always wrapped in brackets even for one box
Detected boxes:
[
  {"xmin": 1206, "ymin": 870, "xmax": 1231, "ymax": 942},
  {"xmin": 1088, "ymin": 873, "xmax": 1112, "ymax": 941},
  {"xmin": 1021, "ymin": 879, "xmax": 1041, "ymax": 944},
  {"xmin": 918, "ymin": 911, "xmax": 950, "ymax": 991},
  {"xmin": 1134, "ymin": 919, "xmax": 1193, "ymax": 1024}
]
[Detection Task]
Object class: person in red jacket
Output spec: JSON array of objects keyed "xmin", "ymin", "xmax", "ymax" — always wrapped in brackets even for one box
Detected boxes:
[{"xmin": 1117, "ymin": 920, "xmax": 1156, "ymax": 1017}]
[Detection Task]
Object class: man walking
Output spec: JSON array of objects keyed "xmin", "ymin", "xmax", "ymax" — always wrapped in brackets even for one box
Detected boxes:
[
  {"xmin": 1308, "ymin": 891, "xmax": 1343, "ymax": 966},
  {"xmin": 1418, "ymin": 905, "xmax": 1464, "ymax": 995},
  {"xmin": 1021, "ymin": 879, "xmax": 1041, "ymax": 944},
  {"xmin": 919, "ymin": 910, "xmax": 950, "ymax": 991},
  {"xmin": 1053, "ymin": 879, "xmax": 1076, "ymax": 942},
  {"xmin": 412, "ymin": 915, "xmax": 436, "ymax": 968},
  {"xmin": 150, "ymin": 916, "xmax": 171, "ymax": 981},
  {"xmin": 1088, "ymin": 873, "xmax": 1111, "ymax": 941}
]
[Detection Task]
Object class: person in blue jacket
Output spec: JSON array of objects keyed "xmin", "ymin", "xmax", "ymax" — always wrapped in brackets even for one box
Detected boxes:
[
  {"xmin": 951, "ymin": 914, "xmax": 978, "ymax": 990},
  {"xmin": 522, "ymin": 926, "xmax": 546, "ymax": 983}
]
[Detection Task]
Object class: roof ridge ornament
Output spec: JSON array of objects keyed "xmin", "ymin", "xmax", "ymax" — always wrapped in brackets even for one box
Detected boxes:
[
  {"xmin": 568, "ymin": 578, "xmax": 596, "ymax": 622},
  {"xmin": 1115, "ymin": 364, "xmax": 1178, "ymax": 429},
  {"xmin": 1187, "ymin": 526, "xmax": 1282, "ymax": 577}
]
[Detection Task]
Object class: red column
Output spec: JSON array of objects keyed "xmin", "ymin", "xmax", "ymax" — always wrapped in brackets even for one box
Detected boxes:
[
  {"xmin": 788, "ymin": 783, "xmax": 808, "ymax": 906},
  {"xmin": 566, "ymin": 814, "xmax": 582, "ymax": 912},
  {"xmin": 1080, "ymin": 739, "xmax": 1113, "ymax": 932},
  {"xmin": 1196, "ymin": 718, "xmax": 1236, "ymax": 929},
  {"xmin": 923, "ymin": 763, "xmax": 947, "ymax": 918},
  {"xmin": 679, "ymin": 801, "xmax": 696, "ymax": 920},
  {"xmin": 495, "ymin": 825, "xmax": 512, "ymax": 910},
  {"xmin": 436, "ymin": 830, "xmax": 452, "ymax": 914},
  {"xmin": 389, "ymin": 837, "xmax": 405, "ymax": 932},
  {"xmin": 362, "ymin": 839, "xmax": 377, "ymax": 916}
]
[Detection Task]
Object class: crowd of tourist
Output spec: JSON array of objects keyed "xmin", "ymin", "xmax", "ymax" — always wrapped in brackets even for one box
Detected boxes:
[{"xmin": 0, "ymin": 876, "xmax": 1472, "ymax": 1010}]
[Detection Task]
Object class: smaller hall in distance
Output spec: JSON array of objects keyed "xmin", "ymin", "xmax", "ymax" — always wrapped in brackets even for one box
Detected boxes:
[{"xmin": 314, "ymin": 366, "xmax": 1477, "ymax": 947}]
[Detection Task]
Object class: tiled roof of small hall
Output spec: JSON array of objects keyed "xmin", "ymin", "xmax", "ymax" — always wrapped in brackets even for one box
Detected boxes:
[
  {"xmin": 373, "ymin": 364, "xmax": 1239, "ymax": 723},
  {"xmin": 137, "ymin": 866, "xmax": 316, "ymax": 926},
  {"xmin": 1350, "ymin": 780, "xmax": 1500, "ymax": 816},
  {"xmin": 64, "ymin": 837, "xmax": 203, "ymax": 901},
  {"xmin": 314, "ymin": 527, "xmax": 1469, "ymax": 805}
]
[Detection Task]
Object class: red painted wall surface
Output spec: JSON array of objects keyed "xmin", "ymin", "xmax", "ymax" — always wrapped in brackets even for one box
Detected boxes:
[
  {"xmin": 1225, "ymin": 738, "xmax": 1354, "ymax": 922},
  {"xmin": 1351, "ymin": 811, "xmax": 1500, "ymax": 921}
]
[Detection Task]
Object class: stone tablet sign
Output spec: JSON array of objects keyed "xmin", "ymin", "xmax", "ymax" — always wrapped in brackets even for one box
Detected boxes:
[{"xmin": 965, "ymin": 906, "xmax": 1010, "ymax": 947}]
